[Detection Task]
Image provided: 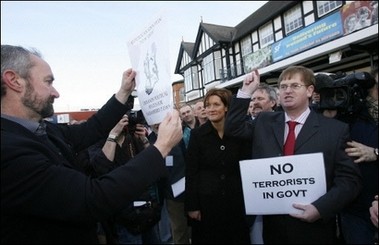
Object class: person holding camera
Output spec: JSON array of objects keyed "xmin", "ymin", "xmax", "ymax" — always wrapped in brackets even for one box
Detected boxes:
[
  {"xmin": 77, "ymin": 113, "xmax": 163, "ymax": 244},
  {"xmin": 225, "ymin": 66, "xmax": 362, "ymax": 244},
  {"xmin": 339, "ymin": 67, "xmax": 378, "ymax": 245},
  {"xmin": 1, "ymin": 45, "xmax": 183, "ymax": 244},
  {"xmin": 311, "ymin": 73, "xmax": 334, "ymax": 112}
]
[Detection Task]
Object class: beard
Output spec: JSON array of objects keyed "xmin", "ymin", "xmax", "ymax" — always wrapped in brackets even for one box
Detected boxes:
[{"xmin": 22, "ymin": 81, "xmax": 54, "ymax": 118}]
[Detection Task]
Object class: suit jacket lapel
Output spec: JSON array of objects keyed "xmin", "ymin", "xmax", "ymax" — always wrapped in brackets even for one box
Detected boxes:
[
  {"xmin": 295, "ymin": 111, "xmax": 320, "ymax": 151},
  {"xmin": 272, "ymin": 113, "xmax": 285, "ymax": 150}
]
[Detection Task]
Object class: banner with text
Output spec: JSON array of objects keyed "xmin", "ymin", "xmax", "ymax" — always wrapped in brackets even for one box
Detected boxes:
[{"xmin": 272, "ymin": 11, "xmax": 343, "ymax": 62}]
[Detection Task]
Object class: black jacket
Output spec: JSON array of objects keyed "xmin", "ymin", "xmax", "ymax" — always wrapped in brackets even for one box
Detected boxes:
[{"xmin": 1, "ymin": 95, "xmax": 168, "ymax": 244}]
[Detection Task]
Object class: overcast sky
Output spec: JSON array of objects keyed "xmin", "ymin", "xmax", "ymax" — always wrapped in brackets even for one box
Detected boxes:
[{"xmin": 1, "ymin": 1, "xmax": 267, "ymax": 112}]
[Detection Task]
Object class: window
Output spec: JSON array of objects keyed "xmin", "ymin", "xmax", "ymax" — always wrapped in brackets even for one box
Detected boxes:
[
  {"xmin": 284, "ymin": 4, "xmax": 303, "ymax": 35},
  {"xmin": 241, "ymin": 36, "xmax": 252, "ymax": 57},
  {"xmin": 259, "ymin": 21, "xmax": 274, "ymax": 47},
  {"xmin": 184, "ymin": 69, "xmax": 193, "ymax": 92},
  {"xmin": 317, "ymin": 1, "xmax": 342, "ymax": 17},
  {"xmin": 203, "ymin": 53, "xmax": 215, "ymax": 84},
  {"xmin": 232, "ymin": 44, "xmax": 243, "ymax": 76},
  {"xmin": 179, "ymin": 87, "xmax": 185, "ymax": 102},
  {"xmin": 214, "ymin": 51, "xmax": 222, "ymax": 80},
  {"xmin": 184, "ymin": 66, "xmax": 200, "ymax": 92},
  {"xmin": 235, "ymin": 56, "xmax": 242, "ymax": 76},
  {"xmin": 191, "ymin": 66, "xmax": 199, "ymax": 89}
]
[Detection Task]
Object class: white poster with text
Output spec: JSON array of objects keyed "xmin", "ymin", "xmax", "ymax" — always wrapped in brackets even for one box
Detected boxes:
[
  {"xmin": 127, "ymin": 13, "xmax": 173, "ymax": 125},
  {"xmin": 240, "ymin": 153, "xmax": 326, "ymax": 215}
]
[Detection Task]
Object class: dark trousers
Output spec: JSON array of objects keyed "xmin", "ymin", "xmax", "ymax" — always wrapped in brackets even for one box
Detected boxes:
[{"xmin": 263, "ymin": 215, "xmax": 337, "ymax": 244}]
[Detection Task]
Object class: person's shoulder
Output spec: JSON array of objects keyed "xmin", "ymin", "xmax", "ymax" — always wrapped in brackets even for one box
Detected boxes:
[
  {"xmin": 191, "ymin": 120, "xmax": 211, "ymax": 135},
  {"xmin": 1, "ymin": 117, "xmax": 24, "ymax": 130},
  {"xmin": 314, "ymin": 111, "xmax": 348, "ymax": 127},
  {"xmin": 257, "ymin": 110, "xmax": 282, "ymax": 120}
]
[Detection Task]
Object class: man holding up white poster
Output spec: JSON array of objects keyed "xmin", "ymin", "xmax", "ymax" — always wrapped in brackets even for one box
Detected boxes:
[
  {"xmin": 225, "ymin": 66, "xmax": 362, "ymax": 244},
  {"xmin": 127, "ymin": 13, "xmax": 173, "ymax": 125}
]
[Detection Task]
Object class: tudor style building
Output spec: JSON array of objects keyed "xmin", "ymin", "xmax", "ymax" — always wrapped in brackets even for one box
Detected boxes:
[{"xmin": 174, "ymin": 1, "xmax": 378, "ymax": 104}]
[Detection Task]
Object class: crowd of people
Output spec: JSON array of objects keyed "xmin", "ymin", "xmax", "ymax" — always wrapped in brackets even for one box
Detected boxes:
[{"xmin": 1, "ymin": 44, "xmax": 378, "ymax": 244}]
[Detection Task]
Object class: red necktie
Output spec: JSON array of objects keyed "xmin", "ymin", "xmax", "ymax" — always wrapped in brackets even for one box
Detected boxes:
[{"xmin": 283, "ymin": 121, "xmax": 298, "ymax": 155}]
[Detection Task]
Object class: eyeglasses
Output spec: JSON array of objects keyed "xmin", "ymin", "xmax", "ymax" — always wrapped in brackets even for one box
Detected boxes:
[{"xmin": 279, "ymin": 83, "xmax": 307, "ymax": 91}]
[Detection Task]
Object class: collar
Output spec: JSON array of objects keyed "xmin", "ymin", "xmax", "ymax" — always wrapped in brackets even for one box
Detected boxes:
[
  {"xmin": 1, "ymin": 113, "xmax": 39, "ymax": 133},
  {"xmin": 284, "ymin": 107, "xmax": 310, "ymax": 125}
]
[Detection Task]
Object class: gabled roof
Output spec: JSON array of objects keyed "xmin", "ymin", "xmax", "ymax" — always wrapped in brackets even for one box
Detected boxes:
[
  {"xmin": 192, "ymin": 22, "xmax": 236, "ymax": 59},
  {"xmin": 175, "ymin": 23, "xmax": 236, "ymax": 74},
  {"xmin": 182, "ymin": 42, "xmax": 195, "ymax": 58},
  {"xmin": 174, "ymin": 41, "xmax": 195, "ymax": 74},
  {"xmin": 199, "ymin": 22, "xmax": 236, "ymax": 43}
]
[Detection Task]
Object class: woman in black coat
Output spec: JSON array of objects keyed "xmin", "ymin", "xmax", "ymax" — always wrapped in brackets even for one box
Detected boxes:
[{"xmin": 185, "ymin": 88, "xmax": 251, "ymax": 244}]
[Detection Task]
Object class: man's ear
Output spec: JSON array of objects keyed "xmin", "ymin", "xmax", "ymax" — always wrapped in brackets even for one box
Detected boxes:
[
  {"xmin": 2, "ymin": 70, "xmax": 24, "ymax": 92},
  {"xmin": 270, "ymin": 100, "xmax": 276, "ymax": 108}
]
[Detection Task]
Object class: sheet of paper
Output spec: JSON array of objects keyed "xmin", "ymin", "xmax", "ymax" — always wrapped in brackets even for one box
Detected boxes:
[
  {"xmin": 171, "ymin": 177, "xmax": 185, "ymax": 198},
  {"xmin": 127, "ymin": 12, "xmax": 173, "ymax": 125},
  {"xmin": 165, "ymin": 155, "xmax": 173, "ymax": 166}
]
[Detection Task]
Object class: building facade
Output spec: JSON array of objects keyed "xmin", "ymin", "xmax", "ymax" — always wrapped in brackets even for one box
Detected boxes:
[{"xmin": 175, "ymin": 1, "xmax": 378, "ymax": 103}]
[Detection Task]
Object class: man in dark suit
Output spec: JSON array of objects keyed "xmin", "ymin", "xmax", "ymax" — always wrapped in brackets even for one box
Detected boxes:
[
  {"xmin": 225, "ymin": 66, "xmax": 362, "ymax": 244},
  {"xmin": 1, "ymin": 45, "xmax": 183, "ymax": 244}
]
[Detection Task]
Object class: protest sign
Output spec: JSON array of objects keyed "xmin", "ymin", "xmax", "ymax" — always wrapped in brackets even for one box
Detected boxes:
[
  {"xmin": 127, "ymin": 13, "xmax": 173, "ymax": 125},
  {"xmin": 240, "ymin": 153, "xmax": 326, "ymax": 214}
]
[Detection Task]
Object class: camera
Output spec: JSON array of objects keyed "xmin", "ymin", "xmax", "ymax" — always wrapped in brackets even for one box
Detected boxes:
[
  {"xmin": 318, "ymin": 72, "xmax": 376, "ymax": 116},
  {"xmin": 126, "ymin": 110, "xmax": 146, "ymax": 133}
]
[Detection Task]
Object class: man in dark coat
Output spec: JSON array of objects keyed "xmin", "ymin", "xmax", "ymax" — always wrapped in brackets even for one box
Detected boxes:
[
  {"xmin": 225, "ymin": 66, "xmax": 362, "ymax": 244},
  {"xmin": 1, "ymin": 45, "xmax": 182, "ymax": 244}
]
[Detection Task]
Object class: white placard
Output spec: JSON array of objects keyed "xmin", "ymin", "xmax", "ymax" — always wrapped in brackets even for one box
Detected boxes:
[
  {"xmin": 133, "ymin": 201, "xmax": 147, "ymax": 207},
  {"xmin": 171, "ymin": 177, "xmax": 185, "ymax": 198},
  {"xmin": 239, "ymin": 153, "xmax": 326, "ymax": 215},
  {"xmin": 57, "ymin": 114, "xmax": 70, "ymax": 124},
  {"xmin": 165, "ymin": 155, "xmax": 173, "ymax": 166},
  {"xmin": 127, "ymin": 12, "xmax": 173, "ymax": 125}
]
